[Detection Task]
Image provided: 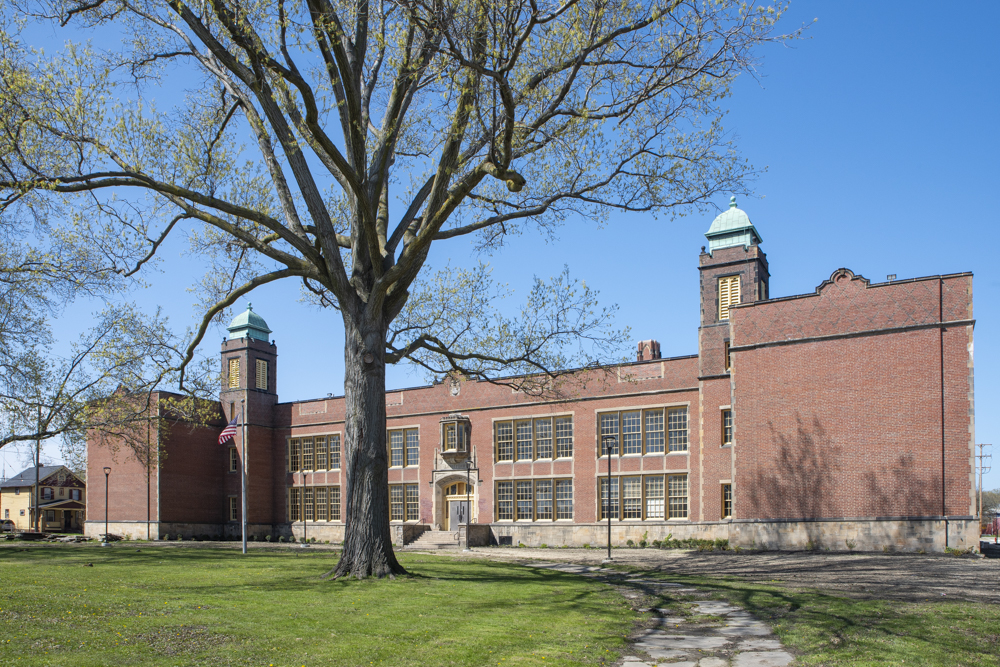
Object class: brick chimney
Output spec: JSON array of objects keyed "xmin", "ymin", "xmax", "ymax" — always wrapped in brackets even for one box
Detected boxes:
[{"xmin": 636, "ymin": 340, "xmax": 661, "ymax": 362}]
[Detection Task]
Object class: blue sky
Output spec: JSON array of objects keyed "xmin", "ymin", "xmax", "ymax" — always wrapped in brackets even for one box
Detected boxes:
[{"xmin": 4, "ymin": 2, "xmax": 999, "ymax": 488}]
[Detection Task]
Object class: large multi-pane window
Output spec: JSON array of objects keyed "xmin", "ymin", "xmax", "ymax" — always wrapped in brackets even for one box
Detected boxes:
[
  {"xmin": 668, "ymin": 475, "xmax": 688, "ymax": 519},
  {"xmin": 330, "ymin": 434, "xmax": 341, "ymax": 469},
  {"xmin": 315, "ymin": 437, "xmax": 328, "ymax": 470},
  {"xmin": 600, "ymin": 408, "xmax": 685, "ymax": 455},
  {"xmin": 289, "ymin": 488, "xmax": 301, "ymax": 522},
  {"xmin": 600, "ymin": 474, "xmax": 688, "ymax": 520},
  {"xmin": 302, "ymin": 437, "xmax": 314, "ymax": 470},
  {"xmin": 495, "ymin": 417, "xmax": 573, "ymax": 462},
  {"xmin": 388, "ymin": 428, "xmax": 418, "ymax": 467},
  {"xmin": 229, "ymin": 496, "xmax": 238, "ymax": 521},
  {"xmin": 315, "ymin": 487, "xmax": 328, "ymax": 521},
  {"xmin": 718, "ymin": 275, "xmax": 740, "ymax": 320},
  {"xmin": 495, "ymin": 479, "xmax": 574, "ymax": 521},
  {"xmin": 289, "ymin": 486, "xmax": 342, "ymax": 522},
  {"xmin": 288, "ymin": 435, "xmax": 341, "ymax": 471},
  {"xmin": 229, "ymin": 447, "xmax": 239, "ymax": 472},
  {"xmin": 721, "ymin": 484, "xmax": 732, "ymax": 519},
  {"xmin": 668, "ymin": 408, "xmax": 688, "ymax": 452},
  {"xmin": 304, "ymin": 488, "xmax": 314, "ymax": 521},
  {"xmin": 330, "ymin": 486, "xmax": 341, "ymax": 521},
  {"xmin": 721, "ymin": 410, "xmax": 733, "ymax": 446},
  {"xmin": 496, "ymin": 480, "xmax": 514, "ymax": 520},
  {"xmin": 389, "ymin": 484, "xmax": 419, "ymax": 521}
]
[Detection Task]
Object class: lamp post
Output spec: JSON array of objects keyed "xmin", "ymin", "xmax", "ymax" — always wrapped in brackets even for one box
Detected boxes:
[
  {"xmin": 601, "ymin": 436, "xmax": 617, "ymax": 562},
  {"xmin": 463, "ymin": 461, "xmax": 472, "ymax": 551},
  {"xmin": 301, "ymin": 467, "xmax": 309, "ymax": 548},
  {"xmin": 101, "ymin": 467, "xmax": 111, "ymax": 546}
]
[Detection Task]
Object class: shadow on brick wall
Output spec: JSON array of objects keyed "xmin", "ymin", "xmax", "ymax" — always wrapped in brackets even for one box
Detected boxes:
[{"xmin": 862, "ymin": 453, "xmax": 939, "ymax": 518}]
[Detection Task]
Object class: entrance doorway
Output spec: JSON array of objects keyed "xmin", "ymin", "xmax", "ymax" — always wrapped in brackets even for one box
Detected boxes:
[{"xmin": 442, "ymin": 481, "xmax": 473, "ymax": 530}]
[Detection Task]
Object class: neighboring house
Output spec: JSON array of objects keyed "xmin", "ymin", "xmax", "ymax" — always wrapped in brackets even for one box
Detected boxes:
[
  {"xmin": 0, "ymin": 465, "xmax": 86, "ymax": 532},
  {"xmin": 86, "ymin": 202, "xmax": 978, "ymax": 552}
]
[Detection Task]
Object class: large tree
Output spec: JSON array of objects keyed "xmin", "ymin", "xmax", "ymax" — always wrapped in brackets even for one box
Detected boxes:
[{"xmin": 0, "ymin": 0, "xmax": 788, "ymax": 577}]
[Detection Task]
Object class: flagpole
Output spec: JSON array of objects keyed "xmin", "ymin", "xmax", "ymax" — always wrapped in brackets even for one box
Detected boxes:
[{"xmin": 241, "ymin": 398, "xmax": 248, "ymax": 555}]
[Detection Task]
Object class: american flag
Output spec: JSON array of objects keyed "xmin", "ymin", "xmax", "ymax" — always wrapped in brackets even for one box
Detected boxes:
[{"xmin": 218, "ymin": 415, "xmax": 239, "ymax": 445}]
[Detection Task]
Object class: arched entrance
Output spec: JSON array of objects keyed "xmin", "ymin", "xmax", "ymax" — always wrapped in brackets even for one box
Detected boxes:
[{"xmin": 438, "ymin": 479, "xmax": 476, "ymax": 530}]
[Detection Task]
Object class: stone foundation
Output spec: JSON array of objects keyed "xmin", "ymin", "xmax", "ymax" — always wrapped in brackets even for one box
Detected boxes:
[{"xmin": 486, "ymin": 516, "xmax": 979, "ymax": 553}]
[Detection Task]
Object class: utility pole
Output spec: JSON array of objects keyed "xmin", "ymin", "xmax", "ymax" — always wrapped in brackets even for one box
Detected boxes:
[
  {"xmin": 976, "ymin": 443, "xmax": 992, "ymax": 535},
  {"xmin": 33, "ymin": 406, "xmax": 40, "ymax": 532}
]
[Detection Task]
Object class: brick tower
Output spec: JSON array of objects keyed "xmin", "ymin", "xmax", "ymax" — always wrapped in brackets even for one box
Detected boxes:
[
  {"xmin": 220, "ymin": 304, "xmax": 279, "ymax": 537},
  {"xmin": 698, "ymin": 197, "xmax": 769, "ymax": 378}
]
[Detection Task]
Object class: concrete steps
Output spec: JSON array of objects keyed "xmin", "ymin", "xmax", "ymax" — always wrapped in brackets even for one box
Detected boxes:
[{"xmin": 406, "ymin": 530, "xmax": 461, "ymax": 550}]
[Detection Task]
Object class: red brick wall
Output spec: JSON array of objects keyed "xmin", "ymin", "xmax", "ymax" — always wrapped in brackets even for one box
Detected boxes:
[{"xmin": 731, "ymin": 270, "xmax": 974, "ymax": 520}]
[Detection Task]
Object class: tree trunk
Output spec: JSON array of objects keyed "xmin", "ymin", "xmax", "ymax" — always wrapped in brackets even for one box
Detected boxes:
[{"xmin": 328, "ymin": 313, "xmax": 407, "ymax": 579}]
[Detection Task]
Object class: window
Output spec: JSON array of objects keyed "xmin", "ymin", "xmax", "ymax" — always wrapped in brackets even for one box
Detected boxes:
[
  {"xmin": 622, "ymin": 477, "xmax": 642, "ymax": 519},
  {"xmin": 555, "ymin": 480, "xmax": 574, "ymax": 520},
  {"xmin": 496, "ymin": 479, "xmax": 573, "ymax": 521},
  {"xmin": 19, "ymin": 509, "xmax": 25, "ymax": 516},
  {"xmin": 601, "ymin": 408, "xmax": 683, "ymax": 455},
  {"xmin": 668, "ymin": 474, "xmax": 689, "ymax": 519},
  {"xmin": 14, "ymin": 487, "xmax": 19, "ymax": 495},
  {"xmin": 718, "ymin": 275, "xmax": 740, "ymax": 320},
  {"xmin": 315, "ymin": 487, "xmax": 328, "ymax": 521},
  {"xmin": 495, "ymin": 417, "xmax": 573, "ymax": 462},
  {"xmin": 302, "ymin": 437, "xmax": 314, "ymax": 470},
  {"xmin": 289, "ymin": 488, "xmax": 301, "ymax": 522},
  {"xmin": 516, "ymin": 421, "xmax": 533, "ymax": 460},
  {"xmin": 315, "ymin": 436, "xmax": 328, "ymax": 470},
  {"xmin": 535, "ymin": 480, "xmax": 553, "ymax": 520},
  {"xmin": 555, "ymin": 417, "xmax": 573, "ymax": 458},
  {"xmin": 330, "ymin": 434, "xmax": 341, "ymax": 469},
  {"xmin": 389, "ymin": 484, "xmax": 419, "ymax": 521},
  {"xmin": 255, "ymin": 358, "xmax": 268, "ymax": 390},
  {"xmin": 495, "ymin": 422, "xmax": 514, "ymax": 461},
  {"xmin": 724, "ymin": 340, "xmax": 731, "ymax": 371},
  {"xmin": 600, "ymin": 477, "xmax": 619, "ymax": 520},
  {"xmin": 405, "ymin": 485, "xmax": 419, "ymax": 521},
  {"xmin": 406, "ymin": 430, "xmax": 419, "ymax": 467},
  {"xmin": 229, "ymin": 447, "xmax": 239, "ymax": 472},
  {"xmin": 722, "ymin": 484, "xmax": 733, "ymax": 519},
  {"xmin": 330, "ymin": 486, "xmax": 341, "ymax": 521},
  {"xmin": 600, "ymin": 474, "xmax": 687, "ymax": 520},
  {"xmin": 668, "ymin": 407, "xmax": 689, "ymax": 452},
  {"xmin": 228, "ymin": 358, "xmax": 240, "ymax": 388},
  {"xmin": 645, "ymin": 476, "xmax": 665, "ymax": 519},
  {"xmin": 388, "ymin": 428, "xmax": 418, "ymax": 467},
  {"xmin": 442, "ymin": 421, "xmax": 469, "ymax": 452},
  {"xmin": 42, "ymin": 488, "xmax": 53, "ymax": 500},
  {"xmin": 722, "ymin": 410, "xmax": 733, "ymax": 446},
  {"xmin": 496, "ymin": 481, "xmax": 514, "ymax": 520},
  {"xmin": 229, "ymin": 496, "xmax": 238, "ymax": 521},
  {"xmin": 71, "ymin": 489, "xmax": 81, "ymax": 501},
  {"xmin": 59, "ymin": 487, "xmax": 65, "ymax": 498},
  {"xmin": 304, "ymin": 488, "xmax": 314, "ymax": 522},
  {"xmin": 516, "ymin": 481, "xmax": 533, "ymax": 520},
  {"xmin": 289, "ymin": 439, "xmax": 301, "ymax": 472},
  {"xmin": 46, "ymin": 510, "xmax": 55, "ymax": 522},
  {"xmin": 3, "ymin": 509, "xmax": 7, "ymax": 519}
]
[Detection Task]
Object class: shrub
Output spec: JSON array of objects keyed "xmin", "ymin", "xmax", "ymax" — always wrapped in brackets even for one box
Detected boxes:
[
  {"xmin": 582, "ymin": 543, "xmax": 590, "ymax": 549},
  {"xmin": 289, "ymin": 536, "xmax": 296, "ymax": 543},
  {"xmin": 714, "ymin": 538, "xmax": 729, "ymax": 551},
  {"xmin": 278, "ymin": 536, "xmax": 286, "ymax": 543},
  {"xmin": 161, "ymin": 533, "xmax": 171, "ymax": 541},
  {"xmin": 845, "ymin": 539, "xmax": 857, "ymax": 551},
  {"xmin": 540, "ymin": 543, "xmax": 548, "ymax": 549},
  {"xmin": 626, "ymin": 539, "xmax": 635, "ymax": 548},
  {"xmin": 311, "ymin": 537, "xmax": 317, "ymax": 543},
  {"xmin": 652, "ymin": 539, "xmax": 662, "ymax": 549},
  {"xmin": 325, "ymin": 540, "xmax": 330, "ymax": 544}
]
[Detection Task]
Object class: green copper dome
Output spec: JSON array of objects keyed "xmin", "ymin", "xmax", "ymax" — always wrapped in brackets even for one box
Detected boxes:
[
  {"xmin": 227, "ymin": 303, "xmax": 272, "ymax": 342},
  {"xmin": 705, "ymin": 196, "xmax": 762, "ymax": 253}
]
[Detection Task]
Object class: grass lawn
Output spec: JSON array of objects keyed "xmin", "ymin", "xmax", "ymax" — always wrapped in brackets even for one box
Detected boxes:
[
  {"xmin": 627, "ymin": 568, "xmax": 1000, "ymax": 666},
  {"xmin": 0, "ymin": 545, "xmax": 632, "ymax": 667}
]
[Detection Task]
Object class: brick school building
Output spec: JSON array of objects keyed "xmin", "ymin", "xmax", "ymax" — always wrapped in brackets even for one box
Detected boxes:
[{"xmin": 86, "ymin": 200, "xmax": 978, "ymax": 552}]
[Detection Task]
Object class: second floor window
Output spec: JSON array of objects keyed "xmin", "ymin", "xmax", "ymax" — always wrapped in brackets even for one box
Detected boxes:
[
  {"xmin": 42, "ymin": 487, "xmax": 53, "ymax": 500},
  {"xmin": 388, "ymin": 428, "xmax": 419, "ymax": 467},
  {"xmin": 494, "ymin": 417, "xmax": 573, "ymax": 462},
  {"xmin": 718, "ymin": 275, "xmax": 740, "ymax": 320},
  {"xmin": 229, "ymin": 447, "xmax": 239, "ymax": 472},
  {"xmin": 722, "ymin": 410, "xmax": 733, "ymax": 446},
  {"xmin": 255, "ymin": 359, "xmax": 268, "ymax": 390},
  {"xmin": 601, "ymin": 408, "xmax": 685, "ymax": 455}
]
